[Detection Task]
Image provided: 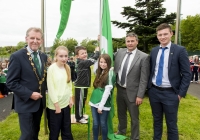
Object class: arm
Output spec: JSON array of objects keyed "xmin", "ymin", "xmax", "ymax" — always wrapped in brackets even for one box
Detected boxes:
[
  {"xmin": 178, "ymin": 48, "xmax": 191, "ymax": 98},
  {"xmin": 98, "ymin": 85, "xmax": 113, "ymax": 113},
  {"xmin": 136, "ymin": 55, "xmax": 150, "ymax": 105},
  {"xmin": 98, "ymin": 68, "xmax": 115, "ymax": 112},
  {"xmin": 47, "ymin": 66, "xmax": 59, "ymax": 111},
  {"xmin": 6, "ymin": 54, "xmax": 37, "ymax": 101}
]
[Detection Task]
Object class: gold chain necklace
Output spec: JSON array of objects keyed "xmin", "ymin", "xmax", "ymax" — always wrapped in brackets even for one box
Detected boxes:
[{"xmin": 26, "ymin": 49, "xmax": 47, "ymax": 93}]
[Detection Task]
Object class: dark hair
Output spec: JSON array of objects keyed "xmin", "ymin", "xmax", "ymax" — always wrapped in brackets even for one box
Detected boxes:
[
  {"xmin": 75, "ymin": 46, "xmax": 87, "ymax": 55},
  {"xmin": 93, "ymin": 54, "xmax": 111, "ymax": 88},
  {"xmin": 156, "ymin": 23, "xmax": 172, "ymax": 32},
  {"xmin": 126, "ymin": 32, "xmax": 138, "ymax": 41}
]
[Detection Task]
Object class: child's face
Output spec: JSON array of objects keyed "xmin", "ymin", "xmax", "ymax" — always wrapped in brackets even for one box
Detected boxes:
[
  {"xmin": 56, "ymin": 49, "xmax": 68, "ymax": 65},
  {"xmin": 77, "ymin": 49, "xmax": 88, "ymax": 60},
  {"xmin": 99, "ymin": 58, "xmax": 107, "ymax": 70},
  {"xmin": 1, "ymin": 63, "xmax": 6, "ymax": 69}
]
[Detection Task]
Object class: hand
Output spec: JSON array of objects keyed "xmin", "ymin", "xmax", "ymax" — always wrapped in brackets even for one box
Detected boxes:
[
  {"xmin": 30, "ymin": 92, "xmax": 43, "ymax": 100},
  {"xmin": 136, "ymin": 97, "xmax": 143, "ymax": 106},
  {"xmin": 69, "ymin": 97, "xmax": 74, "ymax": 108},
  {"xmin": 178, "ymin": 95, "xmax": 182, "ymax": 101},
  {"xmin": 97, "ymin": 108, "xmax": 102, "ymax": 114},
  {"xmin": 55, "ymin": 106, "xmax": 61, "ymax": 114},
  {"xmin": 95, "ymin": 46, "xmax": 100, "ymax": 52}
]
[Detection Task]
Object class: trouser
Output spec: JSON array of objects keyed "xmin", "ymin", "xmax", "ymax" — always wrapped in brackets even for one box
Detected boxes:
[
  {"xmin": 191, "ymin": 71, "xmax": 198, "ymax": 81},
  {"xmin": 18, "ymin": 100, "xmax": 43, "ymax": 140},
  {"xmin": 46, "ymin": 106, "xmax": 73, "ymax": 140},
  {"xmin": 91, "ymin": 106, "xmax": 109, "ymax": 140},
  {"xmin": 116, "ymin": 85, "xmax": 139, "ymax": 140},
  {"xmin": 75, "ymin": 88, "xmax": 88, "ymax": 120},
  {"xmin": 148, "ymin": 86, "xmax": 179, "ymax": 140}
]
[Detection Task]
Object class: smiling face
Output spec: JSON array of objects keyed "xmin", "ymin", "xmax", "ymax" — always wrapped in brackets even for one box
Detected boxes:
[
  {"xmin": 99, "ymin": 58, "xmax": 108, "ymax": 70},
  {"xmin": 77, "ymin": 49, "xmax": 88, "ymax": 60},
  {"xmin": 25, "ymin": 29, "xmax": 43, "ymax": 51},
  {"xmin": 157, "ymin": 28, "xmax": 173, "ymax": 47}
]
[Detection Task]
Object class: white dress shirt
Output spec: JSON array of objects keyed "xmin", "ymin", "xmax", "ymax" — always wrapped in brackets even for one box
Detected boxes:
[
  {"xmin": 118, "ymin": 48, "xmax": 137, "ymax": 87},
  {"xmin": 152, "ymin": 42, "xmax": 172, "ymax": 87}
]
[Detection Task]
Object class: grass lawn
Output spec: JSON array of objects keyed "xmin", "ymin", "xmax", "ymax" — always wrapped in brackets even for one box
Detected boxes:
[{"xmin": 1, "ymin": 73, "xmax": 200, "ymax": 139}]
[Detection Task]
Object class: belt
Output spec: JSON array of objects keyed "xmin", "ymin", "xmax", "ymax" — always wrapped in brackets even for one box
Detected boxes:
[{"xmin": 152, "ymin": 84, "xmax": 173, "ymax": 91}]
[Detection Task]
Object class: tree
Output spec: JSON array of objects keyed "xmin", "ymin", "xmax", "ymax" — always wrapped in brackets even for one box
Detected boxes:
[
  {"xmin": 180, "ymin": 14, "xmax": 200, "ymax": 51},
  {"xmin": 112, "ymin": 0, "xmax": 176, "ymax": 52},
  {"xmin": 61, "ymin": 38, "xmax": 78, "ymax": 55},
  {"xmin": 80, "ymin": 38, "xmax": 97, "ymax": 54},
  {"xmin": 50, "ymin": 38, "xmax": 78, "ymax": 57},
  {"xmin": 16, "ymin": 41, "xmax": 26, "ymax": 50}
]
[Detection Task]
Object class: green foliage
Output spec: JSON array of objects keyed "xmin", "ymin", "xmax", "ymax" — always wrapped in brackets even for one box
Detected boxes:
[
  {"xmin": 112, "ymin": 0, "xmax": 176, "ymax": 53},
  {"xmin": 80, "ymin": 38, "xmax": 98, "ymax": 53},
  {"xmin": 50, "ymin": 38, "xmax": 78, "ymax": 57},
  {"xmin": 180, "ymin": 14, "xmax": 200, "ymax": 51}
]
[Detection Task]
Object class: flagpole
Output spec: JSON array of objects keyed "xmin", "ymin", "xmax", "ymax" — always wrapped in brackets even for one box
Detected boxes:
[
  {"xmin": 175, "ymin": 0, "xmax": 181, "ymax": 45},
  {"xmin": 41, "ymin": 0, "xmax": 48, "ymax": 135}
]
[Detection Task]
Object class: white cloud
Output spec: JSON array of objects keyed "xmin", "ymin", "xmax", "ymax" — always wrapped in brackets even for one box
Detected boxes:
[{"xmin": 0, "ymin": 0, "xmax": 199, "ymax": 47}]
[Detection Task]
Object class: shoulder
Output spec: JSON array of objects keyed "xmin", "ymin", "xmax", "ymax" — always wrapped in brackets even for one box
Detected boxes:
[
  {"xmin": 136, "ymin": 49, "xmax": 149, "ymax": 58},
  {"xmin": 48, "ymin": 63, "xmax": 56, "ymax": 71}
]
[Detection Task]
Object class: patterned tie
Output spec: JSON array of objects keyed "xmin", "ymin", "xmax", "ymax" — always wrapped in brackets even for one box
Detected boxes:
[
  {"xmin": 156, "ymin": 47, "xmax": 167, "ymax": 86},
  {"xmin": 120, "ymin": 52, "xmax": 132, "ymax": 86},
  {"xmin": 33, "ymin": 52, "xmax": 41, "ymax": 76}
]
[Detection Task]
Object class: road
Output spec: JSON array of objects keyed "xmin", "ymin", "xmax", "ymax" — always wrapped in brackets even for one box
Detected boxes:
[{"xmin": 0, "ymin": 83, "xmax": 199, "ymax": 121}]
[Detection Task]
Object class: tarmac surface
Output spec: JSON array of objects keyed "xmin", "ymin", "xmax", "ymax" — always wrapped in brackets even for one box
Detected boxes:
[{"xmin": 0, "ymin": 83, "xmax": 199, "ymax": 122}]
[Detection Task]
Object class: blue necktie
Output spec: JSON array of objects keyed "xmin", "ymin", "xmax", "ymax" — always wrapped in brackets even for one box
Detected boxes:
[
  {"xmin": 156, "ymin": 47, "xmax": 167, "ymax": 86},
  {"xmin": 121, "ymin": 52, "xmax": 132, "ymax": 86}
]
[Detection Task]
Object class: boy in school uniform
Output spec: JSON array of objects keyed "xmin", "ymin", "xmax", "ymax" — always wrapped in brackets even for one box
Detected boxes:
[{"xmin": 74, "ymin": 46, "xmax": 100, "ymax": 123}]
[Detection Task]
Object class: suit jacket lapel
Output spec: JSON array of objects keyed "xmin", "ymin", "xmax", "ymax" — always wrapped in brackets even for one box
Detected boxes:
[
  {"xmin": 118, "ymin": 49, "xmax": 127, "ymax": 71},
  {"xmin": 22, "ymin": 49, "xmax": 31, "ymax": 64},
  {"xmin": 168, "ymin": 44, "xmax": 175, "ymax": 71},
  {"xmin": 152, "ymin": 46, "xmax": 160, "ymax": 71},
  {"xmin": 127, "ymin": 50, "xmax": 140, "ymax": 74}
]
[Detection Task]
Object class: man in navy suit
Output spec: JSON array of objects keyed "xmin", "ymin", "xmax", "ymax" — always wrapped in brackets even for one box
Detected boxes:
[
  {"xmin": 7, "ymin": 27, "xmax": 48, "ymax": 140},
  {"xmin": 147, "ymin": 23, "xmax": 191, "ymax": 140}
]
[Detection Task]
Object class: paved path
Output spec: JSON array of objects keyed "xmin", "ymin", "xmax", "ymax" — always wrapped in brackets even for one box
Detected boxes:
[
  {"xmin": 0, "ymin": 94, "xmax": 13, "ymax": 121},
  {"xmin": 0, "ymin": 83, "xmax": 199, "ymax": 121},
  {"xmin": 187, "ymin": 83, "xmax": 200, "ymax": 99}
]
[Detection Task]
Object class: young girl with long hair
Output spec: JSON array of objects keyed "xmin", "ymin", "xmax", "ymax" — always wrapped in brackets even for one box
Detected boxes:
[
  {"xmin": 47, "ymin": 46, "xmax": 73, "ymax": 140},
  {"xmin": 89, "ymin": 54, "xmax": 115, "ymax": 140}
]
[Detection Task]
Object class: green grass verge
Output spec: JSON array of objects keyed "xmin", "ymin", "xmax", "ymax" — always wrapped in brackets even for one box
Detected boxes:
[{"xmin": 1, "ymin": 73, "xmax": 200, "ymax": 139}]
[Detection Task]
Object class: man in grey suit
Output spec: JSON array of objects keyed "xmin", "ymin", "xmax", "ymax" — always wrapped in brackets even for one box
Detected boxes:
[{"xmin": 114, "ymin": 32, "xmax": 150, "ymax": 140}]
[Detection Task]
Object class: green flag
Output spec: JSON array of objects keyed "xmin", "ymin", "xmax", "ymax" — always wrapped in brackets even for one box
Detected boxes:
[
  {"xmin": 56, "ymin": 0, "xmax": 72, "ymax": 39},
  {"xmin": 101, "ymin": 0, "xmax": 127, "ymax": 139},
  {"xmin": 100, "ymin": 0, "xmax": 113, "ymax": 66}
]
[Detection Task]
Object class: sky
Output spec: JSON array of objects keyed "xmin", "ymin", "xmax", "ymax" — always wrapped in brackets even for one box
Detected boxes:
[{"xmin": 0, "ymin": 0, "xmax": 200, "ymax": 47}]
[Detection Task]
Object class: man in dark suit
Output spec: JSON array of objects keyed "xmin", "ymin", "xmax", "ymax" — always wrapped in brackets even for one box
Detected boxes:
[
  {"xmin": 7, "ymin": 27, "xmax": 48, "ymax": 140},
  {"xmin": 147, "ymin": 23, "xmax": 191, "ymax": 140},
  {"xmin": 114, "ymin": 32, "xmax": 150, "ymax": 140}
]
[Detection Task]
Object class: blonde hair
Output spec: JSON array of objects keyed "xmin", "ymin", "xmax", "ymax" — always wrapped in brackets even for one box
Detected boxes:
[{"xmin": 54, "ymin": 46, "xmax": 71, "ymax": 83}]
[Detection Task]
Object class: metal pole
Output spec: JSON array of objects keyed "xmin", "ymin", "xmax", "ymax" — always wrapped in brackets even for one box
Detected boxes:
[
  {"xmin": 41, "ymin": 0, "xmax": 48, "ymax": 135},
  {"xmin": 175, "ymin": 0, "xmax": 181, "ymax": 44},
  {"xmin": 41, "ymin": 0, "xmax": 45, "ymax": 53}
]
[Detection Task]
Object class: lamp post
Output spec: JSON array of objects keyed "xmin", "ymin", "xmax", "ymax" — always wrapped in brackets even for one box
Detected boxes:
[{"xmin": 175, "ymin": 0, "xmax": 182, "ymax": 45}]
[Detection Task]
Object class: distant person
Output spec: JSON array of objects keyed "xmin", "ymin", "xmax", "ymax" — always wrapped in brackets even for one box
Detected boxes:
[
  {"xmin": 191, "ymin": 55, "xmax": 199, "ymax": 83},
  {"xmin": 114, "ymin": 32, "xmax": 150, "ymax": 140},
  {"xmin": 6, "ymin": 27, "xmax": 48, "ymax": 140},
  {"xmin": 147, "ymin": 23, "xmax": 191, "ymax": 140},
  {"xmin": 74, "ymin": 46, "xmax": 100, "ymax": 123},
  {"xmin": 89, "ymin": 54, "xmax": 115, "ymax": 140},
  {"xmin": 46, "ymin": 46, "xmax": 73, "ymax": 140},
  {"xmin": 67, "ymin": 56, "xmax": 77, "ymax": 82},
  {"xmin": 0, "ymin": 62, "xmax": 8, "ymax": 97}
]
